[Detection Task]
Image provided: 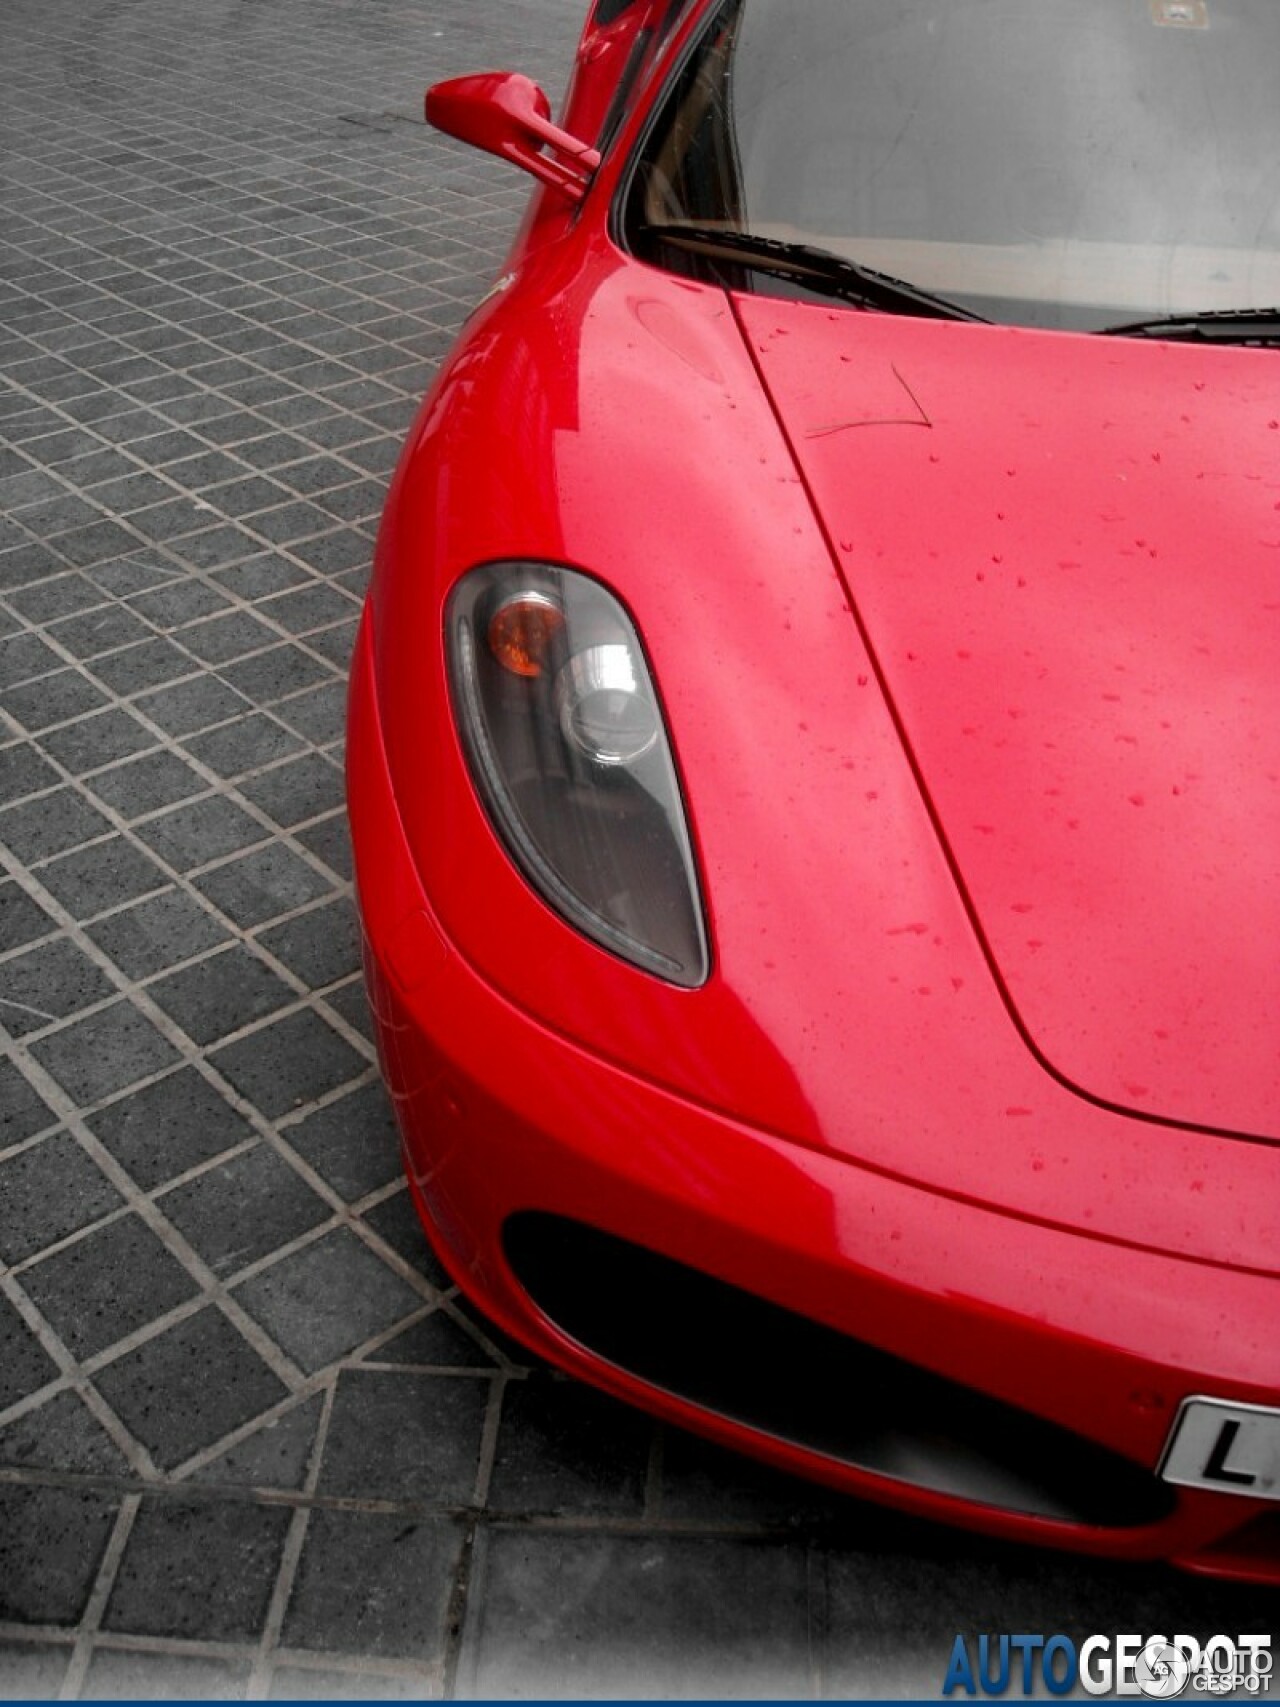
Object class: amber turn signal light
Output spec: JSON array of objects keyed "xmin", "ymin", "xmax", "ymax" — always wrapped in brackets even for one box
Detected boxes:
[{"xmin": 487, "ymin": 590, "xmax": 565, "ymax": 678}]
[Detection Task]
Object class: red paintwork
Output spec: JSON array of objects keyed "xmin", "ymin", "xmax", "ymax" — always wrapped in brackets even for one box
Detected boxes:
[
  {"xmin": 740, "ymin": 300, "xmax": 1280, "ymax": 1144},
  {"xmin": 347, "ymin": 0, "xmax": 1280, "ymax": 1579},
  {"xmin": 425, "ymin": 73, "xmax": 601, "ymax": 202}
]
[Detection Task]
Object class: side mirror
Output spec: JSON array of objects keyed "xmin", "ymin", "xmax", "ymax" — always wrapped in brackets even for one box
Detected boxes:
[{"xmin": 425, "ymin": 72, "xmax": 601, "ymax": 202}]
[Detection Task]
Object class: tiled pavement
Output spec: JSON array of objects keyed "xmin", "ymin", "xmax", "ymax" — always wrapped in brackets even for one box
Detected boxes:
[{"xmin": 0, "ymin": 0, "xmax": 1275, "ymax": 1698}]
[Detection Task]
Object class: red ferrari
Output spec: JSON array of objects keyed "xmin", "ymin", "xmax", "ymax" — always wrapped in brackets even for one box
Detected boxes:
[{"xmin": 348, "ymin": 0, "xmax": 1280, "ymax": 1580}]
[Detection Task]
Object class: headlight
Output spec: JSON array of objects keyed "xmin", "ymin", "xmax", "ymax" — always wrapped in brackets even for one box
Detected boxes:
[{"xmin": 447, "ymin": 562, "xmax": 709, "ymax": 987}]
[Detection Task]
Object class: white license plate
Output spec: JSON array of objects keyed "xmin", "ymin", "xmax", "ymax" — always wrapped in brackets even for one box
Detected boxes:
[{"xmin": 1159, "ymin": 1397, "xmax": 1280, "ymax": 1500}]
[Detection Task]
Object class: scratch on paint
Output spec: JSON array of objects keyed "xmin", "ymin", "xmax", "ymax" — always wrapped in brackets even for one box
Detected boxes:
[{"xmin": 807, "ymin": 363, "xmax": 933, "ymax": 436}]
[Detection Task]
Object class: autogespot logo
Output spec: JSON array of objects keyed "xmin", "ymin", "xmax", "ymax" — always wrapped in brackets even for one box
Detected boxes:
[{"xmin": 941, "ymin": 1633, "xmax": 1274, "ymax": 1698}]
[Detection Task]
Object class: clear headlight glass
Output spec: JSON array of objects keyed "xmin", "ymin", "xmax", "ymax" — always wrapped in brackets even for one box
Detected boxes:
[{"xmin": 447, "ymin": 562, "xmax": 710, "ymax": 987}]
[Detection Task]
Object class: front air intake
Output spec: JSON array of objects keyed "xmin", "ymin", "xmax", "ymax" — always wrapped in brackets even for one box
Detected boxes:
[{"xmin": 503, "ymin": 1212, "xmax": 1175, "ymax": 1529}]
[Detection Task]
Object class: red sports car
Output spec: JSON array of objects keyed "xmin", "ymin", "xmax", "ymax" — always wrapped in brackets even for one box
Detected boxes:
[{"xmin": 348, "ymin": 0, "xmax": 1280, "ymax": 1580}]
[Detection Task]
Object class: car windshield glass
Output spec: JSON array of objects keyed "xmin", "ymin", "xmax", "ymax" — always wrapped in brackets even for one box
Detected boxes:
[{"xmin": 622, "ymin": 0, "xmax": 1280, "ymax": 332}]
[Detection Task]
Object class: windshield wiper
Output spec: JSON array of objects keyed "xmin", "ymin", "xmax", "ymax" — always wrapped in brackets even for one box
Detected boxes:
[
  {"xmin": 1101, "ymin": 306, "xmax": 1280, "ymax": 345},
  {"xmin": 637, "ymin": 223, "xmax": 987, "ymax": 324}
]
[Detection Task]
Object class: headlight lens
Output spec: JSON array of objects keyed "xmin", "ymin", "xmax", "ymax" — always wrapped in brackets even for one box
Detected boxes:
[{"xmin": 447, "ymin": 562, "xmax": 709, "ymax": 987}]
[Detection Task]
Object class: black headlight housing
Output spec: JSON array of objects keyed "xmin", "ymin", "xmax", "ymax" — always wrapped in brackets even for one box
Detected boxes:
[{"xmin": 447, "ymin": 562, "xmax": 710, "ymax": 988}]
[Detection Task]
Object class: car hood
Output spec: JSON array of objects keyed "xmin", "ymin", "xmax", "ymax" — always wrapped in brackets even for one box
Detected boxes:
[{"xmin": 737, "ymin": 296, "xmax": 1280, "ymax": 1143}]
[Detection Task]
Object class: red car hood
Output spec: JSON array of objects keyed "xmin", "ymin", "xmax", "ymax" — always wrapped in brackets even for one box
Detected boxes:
[{"xmin": 738, "ymin": 297, "xmax": 1280, "ymax": 1143}]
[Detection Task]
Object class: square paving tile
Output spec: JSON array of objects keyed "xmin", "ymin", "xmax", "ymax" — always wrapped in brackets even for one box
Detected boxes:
[
  {"xmin": 134, "ymin": 792, "xmax": 266, "ymax": 871},
  {"xmin": 28, "ymin": 999, "xmax": 178, "ymax": 1104},
  {"xmin": 0, "ymin": 1485, "xmax": 120, "ymax": 1627},
  {"xmin": 102, "ymin": 1497, "xmax": 292, "ymax": 1640},
  {"xmin": 209, "ymin": 1008, "xmax": 367, "ymax": 1119},
  {"xmin": 87, "ymin": 886, "xmax": 231, "ymax": 979},
  {"xmin": 0, "ymin": 881, "xmax": 55, "ymax": 953},
  {"xmin": 0, "ymin": 1390, "xmax": 131, "ymax": 1478},
  {"xmin": 147, "ymin": 942, "xmax": 297, "ymax": 1045},
  {"xmin": 0, "ymin": 1058, "xmax": 56, "ymax": 1147},
  {"xmin": 0, "ymin": 1131, "xmax": 123, "ymax": 1266},
  {"xmin": 192, "ymin": 842, "xmax": 335, "ymax": 928},
  {"xmin": 37, "ymin": 835, "xmax": 169, "ymax": 919},
  {"xmin": 85, "ymin": 1066, "xmax": 257, "ymax": 1190},
  {"xmin": 257, "ymin": 897, "xmax": 360, "ymax": 992},
  {"xmin": 0, "ymin": 1293, "xmax": 61, "ymax": 1412},
  {"xmin": 232, "ymin": 1227, "xmax": 422, "ymax": 1373},
  {"xmin": 284, "ymin": 1081, "xmax": 400, "ymax": 1203},
  {"xmin": 21, "ymin": 1213, "xmax": 200, "ymax": 1362},
  {"xmin": 0, "ymin": 936, "xmax": 117, "ymax": 1039},
  {"xmin": 316, "ymin": 1369, "xmax": 490, "ymax": 1505},
  {"xmin": 80, "ymin": 1650, "xmax": 253, "ymax": 1701},
  {"xmin": 93, "ymin": 1306, "xmax": 289, "ymax": 1470},
  {"xmin": 282, "ymin": 1509, "xmax": 464, "ymax": 1662},
  {"xmin": 158, "ymin": 1143, "xmax": 332, "ymax": 1277}
]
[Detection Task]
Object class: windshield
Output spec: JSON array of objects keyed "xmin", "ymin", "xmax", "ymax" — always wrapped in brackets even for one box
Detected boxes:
[{"xmin": 623, "ymin": 0, "xmax": 1280, "ymax": 331}]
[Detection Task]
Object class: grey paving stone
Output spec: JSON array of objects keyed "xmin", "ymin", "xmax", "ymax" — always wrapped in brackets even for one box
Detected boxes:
[
  {"xmin": 87, "ymin": 1065, "xmax": 257, "ymax": 1190},
  {"xmin": 158, "ymin": 1143, "xmax": 332, "ymax": 1277},
  {"xmin": 189, "ymin": 1390, "xmax": 324, "ymax": 1490},
  {"xmin": 323, "ymin": 976, "xmax": 374, "ymax": 1043},
  {"xmin": 359, "ymin": 1190, "xmax": 450, "ymax": 1292},
  {"xmin": 258, "ymin": 896, "xmax": 360, "ymax": 991},
  {"xmin": 0, "ymin": 1131, "xmax": 123, "ymax": 1266},
  {"xmin": 21, "ymin": 1213, "xmax": 199, "ymax": 1362},
  {"xmin": 193, "ymin": 841, "xmax": 335, "ymax": 927},
  {"xmin": 0, "ymin": 1389, "xmax": 130, "ymax": 1476},
  {"xmin": 282, "ymin": 1509, "xmax": 464, "ymax": 1661},
  {"xmin": 0, "ymin": 1058, "xmax": 56, "ymax": 1146},
  {"xmin": 85, "ymin": 749, "xmax": 208, "ymax": 818},
  {"xmin": 0, "ymin": 935, "xmax": 117, "ymax": 1038},
  {"xmin": 178, "ymin": 608, "xmax": 279, "ymax": 664},
  {"xmin": 1, "ymin": 666, "xmax": 109, "ymax": 732},
  {"xmin": 465, "ymin": 1529, "xmax": 815, "ymax": 1699},
  {"xmin": 284, "ymin": 1081, "xmax": 400, "ymax": 1203},
  {"xmin": 209, "ymin": 1008, "xmax": 367, "ymax": 1119},
  {"xmin": 28, "ymin": 999, "xmax": 179, "ymax": 1104},
  {"xmin": 238, "ymin": 751, "xmax": 346, "ymax": 829},
  {"xmin": 213, "ymin": 553, "xmax": 311, "ymax": 602},
  {"xmin": 7, "ymin": 570, "xmax": 107, "ymax": 625},
  {"xmin": 233, "ymin": 1227, "xmax": 422, "ymax": 1373},
  {"xmin": 93, "ymin": 1306, "xmax": 289, "ymax": 1470},
  {"xmin": 46, "ymin": 603, "xmax": 152, "ymax": 660},
  {"xmin": 272, "ymin": 679, "xmax": 347, "ymax": 745},
  {"xmin": 80, "ymin": 1650, "xmax": 253, "ymax": 1701},
  {"xmin": 103, "ymin": 1497, "xmax": 293, "ymax": 1640},
  {"xmin": 0, "ymin": 1486, "xmax": 119, "ymax": 1626},
  {"xmin": 184, "ymin": 710, "xmax": 305, "ymax": 778},
  {"xmin": 0, "ymin": 631, "xmax": 62, "ymax": 687},
  {"xmin": 87, "ymin": 885, "xmax": 232, "ymax": 979},
  {"xmin": 40, "ymin": 706, "xmax": 155, "ymax": 773},
  {"xmin": 147, "ymin": 942, "xmax": 297, "ymax": 1045},
  {"xmin": 0, "ymin": 1292, "xmax": 60, "ymax": 1411},
  {"xmin": 220, "ymin": 642, "xmax": 335, "ymax": 704},
  {"xmin": 294, "ymin": 810, "xmax": 353, "ymax": 881},
  {"xmin": 487, "ymin": 1374, "xmax": 651, "ymax": 1519},
  {"xmin": 134, "ymin": 792, "xmax": 266, "ymax": 870},
  {"xmin": 86, "ymin": 634, "xmax": 197, "ymax": 695},
  {"xmin": 0, "ymin": 879, "xmax": 55, "ymax": 953},
  {"xmin": 0, "ymin": 1639, "xmax": 70, "ymax": 1701},
  {"xmin": 134, "ymin": 671, "xmax": 251, "ymax": 735},
  {"xmin": 316, "ymin": 1368, "xmax": 490, "ymax": 1505},
  {"xmin": 0, "ymin": 740, "xmax": 59, "ymax": 805},
  {"xmin": 372, "ymin": 1308, "xmax": 499, "ymax": 1372},
  {"xmin": 37, "ymin": 834, "xmax": 170, "ymax": 918},
  {"xmin": 0, "ymin": 786, "xmax": 113, "ymax": 864}
]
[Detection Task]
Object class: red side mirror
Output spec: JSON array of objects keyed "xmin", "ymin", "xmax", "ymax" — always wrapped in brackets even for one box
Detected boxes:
[{"xmin": 425, "ymin": 72, "xmax": 601, "ymax": 202}]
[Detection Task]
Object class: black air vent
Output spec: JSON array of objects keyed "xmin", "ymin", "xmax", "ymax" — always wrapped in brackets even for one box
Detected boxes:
[{"xmin": 504, "ymin": 1213, "xmax": 1175, "ymax": 1530}]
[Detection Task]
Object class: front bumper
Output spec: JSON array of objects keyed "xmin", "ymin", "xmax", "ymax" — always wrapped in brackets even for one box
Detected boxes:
[{"xmin": 348, "ymin": 611, "xmax": 1279, "ymax": 1582}]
